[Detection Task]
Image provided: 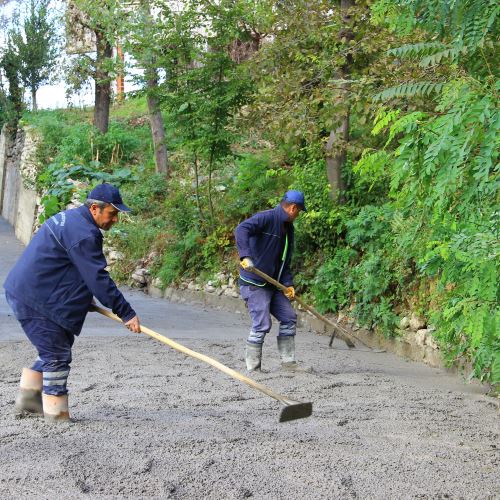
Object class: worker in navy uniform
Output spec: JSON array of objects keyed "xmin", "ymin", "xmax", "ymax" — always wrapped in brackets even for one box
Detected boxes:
[
  {"xmin": 235, "ymin": 190, "xmax": 306, "ymax": 372},
  {"xmin": 4, "ymin": 183, "xmax": 140, "ymax": 422}
]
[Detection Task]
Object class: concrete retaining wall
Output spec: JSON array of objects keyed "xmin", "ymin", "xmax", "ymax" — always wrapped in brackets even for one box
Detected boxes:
[
  {"xmin": 0, "ymin": 126, "xmax": 7, "ymax": 211},
  {"xmin": 0, "ymin": 126, "xmax": 39, "ymax": 245}
]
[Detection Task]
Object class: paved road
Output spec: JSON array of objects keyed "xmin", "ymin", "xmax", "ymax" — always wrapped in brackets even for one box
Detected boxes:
[
  {"xmin": 0, "ymin": 216, "xmax": 498, "ymax": 499},
  {"xmin": 0, "ymin": 216, "xmax": 248, "ymax": 342}
]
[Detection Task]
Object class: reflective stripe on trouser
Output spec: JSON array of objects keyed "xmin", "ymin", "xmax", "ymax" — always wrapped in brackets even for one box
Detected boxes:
[
  {"xmin": 6, "ymin": 292, "xmax": 74, "ymax": 396},
  {"xmin": 278, "ymin": 322, "xmax": 296, "ymax": 337},
  {"xmin": 240, "ymin": 285, "xmax": 297, "ymax": 344},
  {"xmin": 43, "ymin": 370, "xmax": 70, "ymax": 395},
  {"xmin": 248, "ymin": 330, "xmax": 266, "ymax": 345}
]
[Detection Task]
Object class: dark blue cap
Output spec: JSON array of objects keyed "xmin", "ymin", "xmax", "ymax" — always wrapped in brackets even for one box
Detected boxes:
[
  {"xmin": 282, "ymin": 190, "xmax": 306, "ymax": 211},
  {"xmin": 87, "ymin": 183, "xmax": 131, "ymax": 212}
]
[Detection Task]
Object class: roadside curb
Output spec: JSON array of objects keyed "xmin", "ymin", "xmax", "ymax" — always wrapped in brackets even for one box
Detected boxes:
[{"xmin": 147, "ymin": 284, "xmax": 461, "ymax": 376}]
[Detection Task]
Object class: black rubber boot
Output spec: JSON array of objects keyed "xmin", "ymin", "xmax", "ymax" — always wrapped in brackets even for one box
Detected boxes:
[
  {"xmin": 245, "ymin": 342, "xmax": 262, "ymax": 372},
  {"xmin": 277, "ymin": 336, "xmax": 312, "ymax": 373}
]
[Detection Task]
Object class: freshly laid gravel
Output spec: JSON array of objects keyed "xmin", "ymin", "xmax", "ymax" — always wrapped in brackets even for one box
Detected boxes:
[{"xmin": 0, "ymin": 328, "xmax": 498, "ymax": 499}]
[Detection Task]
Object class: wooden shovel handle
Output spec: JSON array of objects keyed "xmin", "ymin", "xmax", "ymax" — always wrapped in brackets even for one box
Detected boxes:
[{"xmin": 93, "ymin": 305, "xmax": 299, "ymax": 406}]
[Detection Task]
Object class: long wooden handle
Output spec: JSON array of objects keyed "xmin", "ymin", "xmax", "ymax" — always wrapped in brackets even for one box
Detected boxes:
[
  {"xmin": 93, "ymin": 306, "xmax": 299, "ymax": 406},
  {"xmin": 247, "ymin": 266, "xmax": 356, "ymax": 348}
]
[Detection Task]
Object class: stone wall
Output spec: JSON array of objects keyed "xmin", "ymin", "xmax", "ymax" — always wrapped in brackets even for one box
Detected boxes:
[
  {"xmin": 113, "ymin": 246, "xmax": 450, "ymax": 373},
  {"xmin": 147, "ymin": 281, "xmax": 457, "ymax": 375},
  {"xmin": 0, "ymin": 126, "xmax": 39, "ymax": 245},
  {"xmin": 0, "ymin": 125, "xmax": 8, "ymax": 211}
]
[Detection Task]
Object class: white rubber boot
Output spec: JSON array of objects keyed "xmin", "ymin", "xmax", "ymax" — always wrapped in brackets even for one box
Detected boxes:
[
  {"xmin": 42, "ymin": 394, "xmax": 71, "ymax": 422},
  {"xmin": 15, "ymin": 368, "xmax": 43, "ymax": 415},
  {"xmin": 245, "ymin": 343, "xmax": 262, "ymax": 372}
]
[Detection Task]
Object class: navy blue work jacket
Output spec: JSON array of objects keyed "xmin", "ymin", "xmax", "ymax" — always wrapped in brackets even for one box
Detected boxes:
[
  {"xmin": 4, "ymin": 205, "xmax": 135, "ymax": 335},
  {"xmin": 235, "ymin": 205, "xmax": 294, "ymax": 287}
]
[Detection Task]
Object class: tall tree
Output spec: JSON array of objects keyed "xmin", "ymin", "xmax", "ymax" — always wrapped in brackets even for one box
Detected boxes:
[
  {"xmin": 157, "ymin": 0, "xmax": 251, "ymax": 227},
  {"xmin": 325, "ymin": 0, "xmax": 354, "ymax": 202},
  {"xmin": 247, "ymin": 0, "xmax": 389, "ymax": 202},
  {"xmin": 125, "ymin": 0, "xmax": 169, "ymax": 175},
  {"xmin": 0, "ymin": 32, "xmax": 24, "ymax": 125},
  {"xmin": 93, "ymin": 22, "xmax": 113, "ymax": 133},
  {"xmin": 12, "ymin": 0, "xmax": 58, "ymax": 112},
  {"xmin": 66, "ymin": 0, "xmax": 125, "ymax": 133}
]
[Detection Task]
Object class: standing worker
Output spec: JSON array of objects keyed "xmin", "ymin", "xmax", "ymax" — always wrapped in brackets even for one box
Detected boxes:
[
  {"xmin": 235, "ymin": 190, "xmax": 306, "ymax": 372},
  {"xmin": 4, "ymin": 183, "xmax": 140, "ymax": 422}
]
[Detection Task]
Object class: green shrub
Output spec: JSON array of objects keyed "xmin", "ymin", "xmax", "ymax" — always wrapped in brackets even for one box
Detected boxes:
[
  {"xmin": 311, "ymin": 247, "xmax": 357, "ymax": 313},
  {"xmin": 292, "ymin": 156, "xmax": 345, "ymax": 255},
  {"xmin": 349, "ymin": 251, "xmax": 400, "ymax": 333},
  {"xmin": 54, "ymin": 123, "xmax": 142, "ymax": 166},
  {"xmin": 164, "ymin": 182, "xmax": 200, "ymax": 236},
  {"xmin": 157, "ymin": 229, "xmax": 201, "ymax": 286},
  {"xmin": 223, "ymin": 152, "xmax": 288, "ymax": 219},
  {"xmin": 308, "ymin": 205, "xmax": 402, "ymax": 335},
  {"xmin": 37, "ymin": 162, "xmax": 136, "ymax": 222},
  {"xmin": 121, "ymin": 172, "xmax": 169, "ymax": 214}
]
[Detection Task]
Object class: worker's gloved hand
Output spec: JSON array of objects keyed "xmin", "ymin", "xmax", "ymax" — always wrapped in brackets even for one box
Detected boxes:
[
  {"xmin": 284, "ymin": 286, "xmax": 295, "ymax": 301},
  {"xmin": 88, "ymin": 299, "xmax": 97, "ymax": 312},
  {"xmin": 125, "ymin": 315, "xmax": 141, "ymax": 333},
  {"xmin": 241, "ymin": 257, "xmax": 255, "ymax": 270}
]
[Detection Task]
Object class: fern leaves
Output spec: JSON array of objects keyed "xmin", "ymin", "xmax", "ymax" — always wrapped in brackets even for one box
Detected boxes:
[
  {"xmin": 381, "ymin": 0, "xmax": 499, "ymax": 77},
  {"xmin": 373, "ymin": 81, "xmax": 445, "ymax": 102},
  {"xmin": 388, "ymin": 42, "xmax": 446, "ymax": 59}
]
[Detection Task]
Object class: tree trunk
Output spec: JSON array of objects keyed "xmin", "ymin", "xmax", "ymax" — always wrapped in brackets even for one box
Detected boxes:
[
  {"xmin": 141, "ymin": 0, "xmax": 169, "ymax": 174},
  {"xmin": 325, "ymin": 0, "xmax": 354, "ymax": 203},
  {"xmin": 193, "ymin": 151, "xmax": 204, "ymax": 223},
  {"xmin": 146, "ymin": 71, "xmax": 169, "ymax": 175},
  {"xmin": 93, "ymin": 30, "xmax": 112, "ymax": 134},
  {"xmin": 325, "ymin": 115, "xmax": 349, "ymax": 198},
  {"xmin": 31, "ymin": 86, "xmax": 37, "ymax": 112}
]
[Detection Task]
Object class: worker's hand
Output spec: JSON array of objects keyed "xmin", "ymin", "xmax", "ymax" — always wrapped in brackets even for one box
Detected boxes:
[
  {"xmin": 284, "ymin": 286, "xmax": 295, "ymax": 301},
  {"xmin": 88, "ymin": 298, "xmax": 97, "ymax": 312},
  {"xmin": 241, "ymin": 257, "xmax": 255, "ymax": 270},
  {"xmin": 125, "ymin": 315, "xmax": 141, "ymax": 333}
]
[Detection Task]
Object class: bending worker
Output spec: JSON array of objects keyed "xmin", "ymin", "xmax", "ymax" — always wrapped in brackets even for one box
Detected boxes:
[
  {"xmin": 4, "ymin": 183, "xmax": 140, "ymax": 422},
  {"xmin": 235, "ymin": 190, "xmax": 306, "ymax": 372}
]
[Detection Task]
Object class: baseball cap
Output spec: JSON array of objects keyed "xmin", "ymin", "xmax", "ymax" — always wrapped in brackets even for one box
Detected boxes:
[
  {"xmin": 282, "ymin": 190, "xmax": 306, "ymax": 211},
  {"xmin": 87, "ymin": 183, "xmax": 131, "ymax": 212}
]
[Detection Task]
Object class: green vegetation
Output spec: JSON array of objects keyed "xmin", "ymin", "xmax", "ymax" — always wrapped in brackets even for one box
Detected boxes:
[
  {"xmin": 7, "ymin": 0, "xmax": 497, "ymax": 388},
  {"xmin": 1, "ymin": 0, "xmax": 58, "ymax": 122}
]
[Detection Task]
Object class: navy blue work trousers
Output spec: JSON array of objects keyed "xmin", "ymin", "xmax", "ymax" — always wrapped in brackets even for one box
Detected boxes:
[
  {"xmin": 6, "ymin": 292, "xmax": 74, "ymax": 395},
  {"xmin": 240, "ymin": 285, "xmax": 296, "ymax": 344}
]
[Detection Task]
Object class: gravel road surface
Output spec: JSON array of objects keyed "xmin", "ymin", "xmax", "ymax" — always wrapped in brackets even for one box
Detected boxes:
[{"xmin": 0, "ymin": 217, "xmax": 498, "ymax": 499}]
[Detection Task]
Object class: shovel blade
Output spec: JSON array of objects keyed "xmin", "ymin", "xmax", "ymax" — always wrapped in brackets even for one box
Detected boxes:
[{"xmin": 279, "ymin": 401, "xmax": 313, "ymax": 423}]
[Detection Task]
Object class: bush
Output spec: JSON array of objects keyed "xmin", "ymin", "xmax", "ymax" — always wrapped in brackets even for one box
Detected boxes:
[
  {"xmin": 31, "ymin": 108, "xmax": 150, "ymax": 222},
  {"xmin": 157, "ymin": 229, "xmax": 201, "ymax": 286},
  {"xmin": 55, "ymin": 123, "xmax": 142, "ymax": 166},
  {"xmin": 311, "ymin": 247, "xmax": 357, "ymax": 313},
  {"xmin": 308, "ymin": 205, "xmax": 402, "ymax": 335},
  {"xmin": 37, "ymin": 162, "xmax": 137, "ymax": 222},
  {"xmin": 222, "ymin": 152, "xmax": 288, "ymax": 220}
]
